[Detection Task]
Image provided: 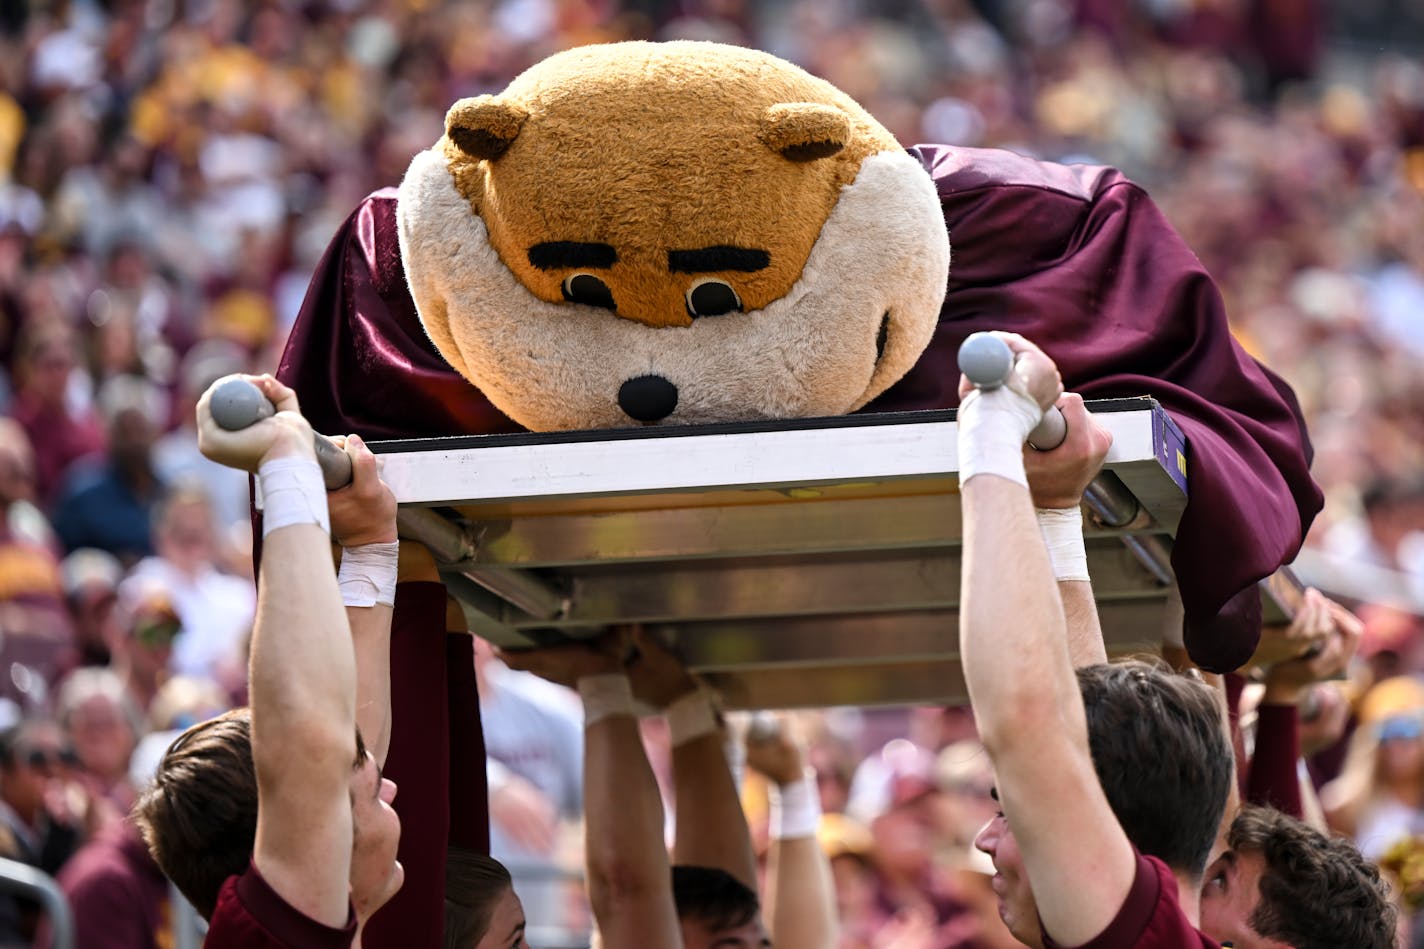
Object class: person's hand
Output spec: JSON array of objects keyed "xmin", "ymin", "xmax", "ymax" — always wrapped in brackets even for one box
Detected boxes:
[
  {"xmin": 622, "ymin": 626, "xmax": 698, "ymax": 709},
  {"xmin": 1024, "ymin": 393, "xmax": 1113, "ymax": 509},
  {"xmin": 498, "ymin": 639, "xmax": 621, "ymax": 689},
  {"xmin": 956, "ymin": 331, "xmax": 1064, "ymax": 414},
  {"xmin": 744, "ymin": 714, "xmax": 805, "ymax": 786},
  {"xmin": 196, "ymin": 374, "xmax": 313, "ymax": 471},
  {"xmin": 327, "ymin": 434, "xmax": 397, "ymax": 547},
  {"xmin": 1248, "ymin": 587, "xmax": 1336, "ymax": 668},
  {"xmin": 1261, "ymin": 591, "xmax": 1362, "ymax": 706},
  {"xmin": 489, "ymin": 772, "xmax": 560, "ymax": 855}
]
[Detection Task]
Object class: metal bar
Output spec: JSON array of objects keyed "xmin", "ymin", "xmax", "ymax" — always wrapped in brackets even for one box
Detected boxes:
[
  {"xmin": 1083, "ymin": 470, "xmax": 1142, "ymax": 529},
  {"xmin": 666, "ymin": 599, "xmax": 1169, "ymax": 670},
  {"xmin": 398, "ymin": 508, "xmax": 569, "ymax": 621},
  {"xmin": 550, "ymin": 543, "xmax": 1170, "ymax": 628},
  {"xmin": 1121, "ymin": 534, "xmax": 1175, "ymax": 586},
  {"xmin": 398, "ymin": 507, "xmax": 476, "ymax": 562},
  {"xmin": 377, "ymin": 406, "xmax": 1167, "ymax": 506},
  {"xmin": 444, "ymin": 493, "xmax": 1170, "ymax": 569},
  {"xmin": 0, "ymin": 857, "xmax": 72, "ymax": 949}
]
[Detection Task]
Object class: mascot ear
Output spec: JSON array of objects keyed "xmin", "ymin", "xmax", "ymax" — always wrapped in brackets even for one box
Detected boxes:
[
  {"xmin": 758, "ymin": 103, "xmax": 850, "ymax": 162},
  {"xmin": 445, "ymin": 96, "xmax": 529, "ymax": 160}
]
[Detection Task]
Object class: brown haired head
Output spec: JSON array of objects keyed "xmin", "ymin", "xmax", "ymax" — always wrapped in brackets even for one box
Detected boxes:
[
  {"xmin": 1076, "ymin": 658, "xmax": 1233, "ymax": 879},
  {"xmin": 132, "ymin": 708, "xmax": 258, "ymax": 920},
  {"xmin": 444, "ymin": 848, "xmax": 514, "ymax": 948},
  {"xmin": 1230, "ymin": 805, "xmax": 1396, "ymax": 948},
  {"xmin": 133, "ymin": 708, "xmax": 369, "ymax": 920}
]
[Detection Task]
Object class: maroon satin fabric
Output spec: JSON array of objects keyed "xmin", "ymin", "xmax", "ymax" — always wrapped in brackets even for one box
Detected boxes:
[{"xmin": 276, "ymin": 147, "xmax": 1322, "ymax": 677}]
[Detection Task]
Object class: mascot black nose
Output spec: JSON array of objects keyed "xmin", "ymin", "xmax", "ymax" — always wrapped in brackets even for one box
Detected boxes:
[{"xmin": 618, "ymin": 375, "xmax": 679, "ymax": 423}]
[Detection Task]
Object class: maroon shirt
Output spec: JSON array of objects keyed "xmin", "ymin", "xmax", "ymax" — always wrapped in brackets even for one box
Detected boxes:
[
  {"xmin": 205, "ymin": 862, "xmax": 356, "ymax": 949},
  {"xmin": 275, "ymin": 149, "xmax": 1319, "ymax": 671},
  {"xmin": 1042, "ymin": 850, "xmax": 1220, "ymax": 949},
  {"xmin": 10, "ymin": 392, "xmax": 106, "ymax": 509},
  {"xmin": 52, "ymin": 821, "xmax": 170, "ymax": 949}
]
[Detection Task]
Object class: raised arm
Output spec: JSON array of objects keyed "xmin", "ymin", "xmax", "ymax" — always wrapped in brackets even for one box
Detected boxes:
[
  {"xmin": 1251, "ymin": 591, "xmax": 1361, "ymax": 819},
  {"xmin": 326, "ymin": 433, "xmax": 399, "ymax": 766},
  {"xmin": 195, "ymin": 374, "xmax": 358, "ymax": 928},
  {"xmin": 1023, "ymin": 393, "xmax": 1114, "ymax": 668},
  {"xmin": 502, "ymin": 639, "xmax": 682, "ymax": 949},
  {"xmin": 957, "ymin": 335, "xmax": 1136, "ymax": 947},
  {"xmin": 745, "ymin": 719, "xmax": 837, "ymax": 949},
  {"xmin": 624, "ymin": 628, "xmax": 758, "ymax": 890}
]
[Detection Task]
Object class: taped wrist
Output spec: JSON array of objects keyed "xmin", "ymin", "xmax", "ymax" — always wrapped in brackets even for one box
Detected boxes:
[
  {"xmin": 338, "ymin": 541, "xmax": 400, "ymax": 607},
  {"xmin": 578, "ymin": 674, "xmax": 635, "ymax": 727},
  {"xmin": 958, "ymin": 387, "xmax": 1043, "ymax": 489},
  {"xmin": 769, "ymin": 768, "xmax": 821, "ymax": 841},
  {"xmin": 1037, "ymin": 506, "xmax": 1089, "ymax": 581},
  {"xmin": 258, "ymin": 456, "xmax": 329, "ymax": 537},
  {"xmin": 667, "ymin": 688, "xmax": 719, "ymax": 748}
]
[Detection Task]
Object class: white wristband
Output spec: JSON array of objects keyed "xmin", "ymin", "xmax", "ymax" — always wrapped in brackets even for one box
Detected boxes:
[
  {"xmin": 258, "ymin": 456, "xmax": 329, "ymax": 537},
  {"xmin": 667, "ymin": 689, "xmax": 718, "ymax": 748},
  {"xmin": 957, "ymin": 386, "xmax": 1042, "ymax": 489},
  {"xmin": 1037, "ymin": 507, "xmax": 1089, "ymax": 582},
  {"xmin": 338, "ymin": 541, "xmax": 399, "ymax": 607},
  {"xmin": 578, "ymin": 674, "xmax": 635, "ymax": 727},
  {"xmin": 769, "ymin": 768, "xmax": 821, "ymax": 841}
]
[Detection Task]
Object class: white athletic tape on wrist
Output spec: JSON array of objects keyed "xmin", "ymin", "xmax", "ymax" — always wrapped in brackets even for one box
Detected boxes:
[
  {"xmin": 578, "ymin": 674, "xmax": 635, "ymax": 727},
  {"xmin": 1036, "ymin": 507, "xmax": 1090, "ymax": 582},
  {"xmin": 667, "ymin": 688, "xmax": 719, "ymax": 748},
  {"xmin": 258, "ymin": 456, "xmax": 329, "ymax": 537},
  {"xmin": 957, "ymin": 387, "xmax": 1043, "ymax": 489},
  {"xmin": 338, "ymin": 541, "xmax": 399, "ymax": 607},
  {"xmin": 769, "ymin": 768, "xmax": 821, "ymax": 841}
]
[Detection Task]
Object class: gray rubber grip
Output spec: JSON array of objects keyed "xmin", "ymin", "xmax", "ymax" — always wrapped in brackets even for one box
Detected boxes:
[
  {"xmin": 208, "ymin": 378, "xmax": 353, "ymax": 490},
  {"xmin": 956, "ymin": 333, "xmax": 1067, "ymax": 450}
]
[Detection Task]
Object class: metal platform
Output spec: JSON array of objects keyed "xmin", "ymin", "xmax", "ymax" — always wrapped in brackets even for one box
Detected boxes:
[{"xmin": 371, "ymin": 399, "xmax": 1294, "ymax": 709}]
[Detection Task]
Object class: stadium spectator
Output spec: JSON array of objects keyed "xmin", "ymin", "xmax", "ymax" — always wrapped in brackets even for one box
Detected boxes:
[
  {"xmin": 50, "ymin": 374, "xmax": 168, "ymax": 562},
  {"xmin": 0, "ymin": 719, "xmax": 85, "ymax": 945},
  {"xmin": 127, "ymin": 482, "xmax": 255, "ymax": 690},
  {"xmin": 58, "ymin": 546, "xmax": 123, "ymax": 668},
  {"xmin": 8, "ymin": 324, "xmax": 103, "ymax": 510},
  {"xmin": 54, "ymin": 667, "xmax": 140, "ymax": 823},
  {"xmin": 1322, "ymin": 675, "xmax": 1424, "ymax": 860},
  {"xmin": 106, "ymin": 573, "xmax": 182, "ymax": 713}
]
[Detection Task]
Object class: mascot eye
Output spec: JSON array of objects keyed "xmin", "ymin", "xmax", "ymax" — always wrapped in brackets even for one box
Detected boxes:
[
  {"xmin": 562, "ymin": 273, "xmax": 616, "ymax": 310},
  {"xmin": 686, "ymin": 279, "xmax": 741, "ymax": 318}
]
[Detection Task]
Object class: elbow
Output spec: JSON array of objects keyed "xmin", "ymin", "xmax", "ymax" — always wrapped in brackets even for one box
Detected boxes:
[
  {"xmin": 975, "ymin": 689, "xmax": 1075, "ymax": 760},
  {"xmin": 587, "ymin": 854, "xmax": 665, "ymax": 916},
  {"xmin": 255, "ymin": 717, "xmax": 360, "ymax": 777}
]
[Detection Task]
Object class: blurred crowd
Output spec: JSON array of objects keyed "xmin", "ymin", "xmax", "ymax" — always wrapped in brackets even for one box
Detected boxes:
[{"xmin": 0, "ymin": 0, "xmax": 1422, "ymax": 946}]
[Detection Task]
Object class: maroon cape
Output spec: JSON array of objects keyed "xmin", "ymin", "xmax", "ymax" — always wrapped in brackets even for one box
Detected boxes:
[{"xmin": 277, "ymin": 145, "xmax": 1320, "ymax": 678}]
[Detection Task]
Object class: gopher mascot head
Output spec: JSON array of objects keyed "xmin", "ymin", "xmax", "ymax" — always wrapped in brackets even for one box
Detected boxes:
[{"xmin": 396, "ymin": 40, "xmax": 949, "ymax": 431}]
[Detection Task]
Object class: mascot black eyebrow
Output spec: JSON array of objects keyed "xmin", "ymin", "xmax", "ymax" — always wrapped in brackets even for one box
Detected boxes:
[{"xmin": 272, "ymin": 39, "xmax": 1323, "ymax": 949}]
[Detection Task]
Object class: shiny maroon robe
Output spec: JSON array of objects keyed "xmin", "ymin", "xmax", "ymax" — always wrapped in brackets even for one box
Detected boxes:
[{"xmin": 276, "ymin": 144, "xmax": 1321, "ymax": 945}]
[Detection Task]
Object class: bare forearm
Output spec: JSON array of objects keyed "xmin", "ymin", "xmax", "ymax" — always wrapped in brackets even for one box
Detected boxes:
[
  {"xmin": 348, "ymin": 602, "xmax": 393, "ymax": 765},
  {"xmin": 672, "ymin": 733, "xmax": 758, "ymax": 889},
  {"xmin": 961, "ymin": 476, "xmax": 1077, "ymax": 745},
  {"xmin": 1060, "ymin": 580, "xmax": 1107, "ymax": 667},
  {"xmin": 585, "ymin": 715, "xmax": 680, "ymax": 946},
  {"xmin": 252, "ymin": 523, "xmax": 356, "ymax": 760},
  {"xmin": 765, "ymin": 837, "xmax": 837, "ymax": 949}
]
